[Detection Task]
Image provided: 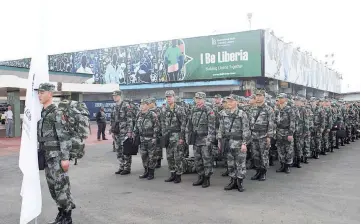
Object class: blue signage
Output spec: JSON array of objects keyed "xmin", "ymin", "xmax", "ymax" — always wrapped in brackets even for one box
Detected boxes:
[{"xmin": 84, "ymin": 101, "xmax": 116, "ymax": 121}]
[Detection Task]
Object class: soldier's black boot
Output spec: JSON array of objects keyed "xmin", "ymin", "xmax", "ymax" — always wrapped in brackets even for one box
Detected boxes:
[
  {"xmin": 330, "ymin": 146, "xmax": 334, "ymax": 152},
  {"xmin": 258, "ymin": 169, "xmax": 266, "ymax": 181},
  {"xmin": 224, "ymin": 178, "xmax": 236, "ymax": 190},
  {"xmin": 139, "ymin": 168, "xmax": 149, "ymax": 179},
  {"xmin": 296, "ymin": 158, "xmax": 302, "ymax": 168},
  {"xmin": 193, "ymin": 175, "xmax": 204, "ymax": 186},
  {"xmin": 269, "ymin": 156, "xmax": 274, "ymax": 166},
  {"xmin": 120, "ymin": 170, "xmax": 131, "ymax": 175},
  {"xmin": 74, "ymin": 158, "xmax": 78, "ymax": 165},
  {"xmin": 304, "ymin": 157, "xmax": 309, "ymax": 164},
  {"xmin": 174, "ymin": 174, "xmax": 181, "ymax": 183},
  {"xmin": 276, "ymin": 163, "xmax": 285, "ymax": 172},
  {"xmin": 155, "ymin": 159, "xmax": 161, "ymax": 168},
  {"xmin": 291, "ymin": 157, "xmax": 298, "ymax": 167},
  {"xmin": 221, "ymin": 169, "xmax": 229, "ymax": 177},
  {"xmin": 251, "ymin": 169, "xmax": 261, "ymax": 180},
  {"xmin": 202, "ymin": 176, "xmax": 210, "ymax": 188},
  {"xmin": 115, "ymin": 168, "xmax": 123, "ymax": 174},
  {"xmin": 236, "ymin": 178, "xmax": 245, "ymax": 192},
  {"xmin": 321, "ymin": 149, "xmax": 327, "ymax": 155},
  {"xmin": 147, "ymin": 169, "xmax": 155, "ymax": 180},
  {"xmin": 314, "ymin": 152, "xmax": 320, "ymax": 159},
  {"xmin": 284, "ymin": 164, "xmax": 291, "ymax": 174},
  {"xmin": 48, "ymin": 208, "xmax": 63, "ymax": 224},
  {"xmin": 61, "ymin": 210, "xmax": 72, "ymax": 224},
  {"xmin": 164, "ymin": 172, "xmax": 176, "ymax": 182}
]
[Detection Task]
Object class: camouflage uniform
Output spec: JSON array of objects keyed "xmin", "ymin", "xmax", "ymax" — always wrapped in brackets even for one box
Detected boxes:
[
  {"xmin": 149, "ymin": 97, "xmax": 163, "ymax": 167},
  {"xmin": 36, "ymin": 83, "xmax": 75, "ymax": 223},
  {"xmin": 212, "ymin": 96, "xmax": 224, "ymax": 166},
  {"xmin": 310, "ymin": 98, "xmax": 325, "ymax": 159},
  {"xmin": 161, "ymin": 90, "xmax": 187, "ymax": 183},
  {"xmin": 250, "ymin": 89, "xmax": 274, "ymax": 181},
  {"xmin": 134, "ymin": 98, "xmax": 161, "ymax": 179},
  {"xmin": 275, "ymin": 93, "xmax": 296, "ymax": 173},
  {"xmin": 187, "ymin": 92, "xmax": 216, "ymax": 188},
  {"xmin": 110, "ymin": 91, "xmax": 135, "ymax": 174},
  {"xmin": 322, "ymin": 102, "xmax": 333, "ymax": 154},
  {"xmin": 218, "ymin": 94, "xmax": 251, "ymax": 192},
  {"xmin": 296, "ymin": 99, "xmax": 311, "ymax": 163}
]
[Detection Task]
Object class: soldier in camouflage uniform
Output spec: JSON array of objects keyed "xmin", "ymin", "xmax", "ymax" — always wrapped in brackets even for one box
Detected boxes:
[
  {"xmin": 249, "ymin": 89, "xmax": 274, "ymax": 181},
  {"xmin": 134, "ymin": 98, "xmax": 161, "ymax": 180},
  {"xmin": 294, "ymin": 96, "xmax": 310, "ymax": 166},
  {"xmin": 149, "ymin": 97, "xmax": 163, "ymax": 168},
  {"xmin": 309, "ymin": 97, "xmax": 325, "ymax": 159},
  {"xmin": 321, "ymin": 99, "xmax": 333, "ymax": 154},
  {"xmin": 186, "ymin": 92, "xmax": 216, "ymax": 188},
  {"xmin": 212, "ymin": 94, "xmax": 224, "ymax": 169},
  {"xmin": 36, "ymin": 83, "xmax": 75, "ymax": 224},
  {"xmin": 218, "ymin": 94, "xmax": 251, "ymax": 192},
  {"xmin": 161, "ymin": 90, "xmax": 187, "ymax": 183},
  {"xmin": 275, "ymin": 93, "xmax": 296, "ymax": 174},
  {"xmin": 110, "ymin": 90, "xmax": 135, "ymax": 175}
]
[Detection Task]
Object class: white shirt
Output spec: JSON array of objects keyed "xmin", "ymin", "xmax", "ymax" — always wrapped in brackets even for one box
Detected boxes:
[
  {"xmin": 104, "ymin": 63, "xmax": 124, "ymax": 84},
  {"xmin": 76, "ymin": 66, "xmax": 93, "ymax": 74},
  {"xmin": 5, "ymin": 110, "xmax": 13, "ymax": 120}
]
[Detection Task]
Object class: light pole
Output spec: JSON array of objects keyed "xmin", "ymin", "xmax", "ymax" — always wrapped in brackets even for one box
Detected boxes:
[{"xmin": 247, "ymin": 13, "xmax": 253, "ymax": 30}]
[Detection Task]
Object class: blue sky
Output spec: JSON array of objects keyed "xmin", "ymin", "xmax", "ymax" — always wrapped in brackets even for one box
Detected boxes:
[{"xmin": 0, "ymin": 0, "xmax": 359, "ymax": 93}]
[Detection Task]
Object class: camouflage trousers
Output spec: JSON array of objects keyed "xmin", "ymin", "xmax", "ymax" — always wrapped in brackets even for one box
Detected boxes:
[
  {"xmin": 194, "ymin": 144, "xmax": 213, "ymax": 177},
  {"xmin": 155, "ymin": 146, "xmax": 163, "ymax": 161},
  {"xmin": 322, "ymin": 130, "xmax": 330, "ymax": 151},
  {"xmin": 270, "ymin": 138, "xmax": 278, "ymax": 159},
  {"xmin": 114, "ymin": 135, "xmax": 132, "ymax": 171},
  {"xmin": 331, "ymin": 130, "xmax": 337, "ymax": 147},
  {"xmin": 140, "ymin": 140, "xmax": 157, "ymax": 170},
  {"xmin": 310, "ymin": 130, "xmax": 322, "ymax": 153},
  {"xmin": 276, "ymin": 137, "xmax": 294, "ymax": 165},
  {"xmin": 294, "ymin": 134, "xmax": 305, "ymax": 158},
  {"xmin": 304, "ymin": 133, "xmax": 311, "ymax": 157},
  {"xmin": 45, "ymin": 152, "xmax": 75, "ymax": 212},
  {"xmin": 251, "ymin": 137, "xmax": 269, "ymax": 169},
  {"xmin": 227, "ymin": 147, "xmax": 247, "ymax": 180},
  {"xmin": 166, "ymin": 141, "xmax": 184, "ymax": 175}
]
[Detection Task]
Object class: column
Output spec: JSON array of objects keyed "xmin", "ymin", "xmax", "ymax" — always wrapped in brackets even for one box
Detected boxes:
[{"xmin": 7, "ymin": 89, "xmax": 21, "ymax": 137}]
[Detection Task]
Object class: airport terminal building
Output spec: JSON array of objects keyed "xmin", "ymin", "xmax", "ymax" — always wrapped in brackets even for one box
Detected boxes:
[{"xmin": 0, "ymin": 29, "xmax": 343, "ymax": 135}]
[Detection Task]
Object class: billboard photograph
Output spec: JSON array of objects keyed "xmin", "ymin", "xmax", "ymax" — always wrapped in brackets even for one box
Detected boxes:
[{"xmin": 0, "ymin": 30, "xmax": 263, "ymax": 85}]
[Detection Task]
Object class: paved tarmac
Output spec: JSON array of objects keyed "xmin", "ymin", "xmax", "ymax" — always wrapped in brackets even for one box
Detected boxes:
[{"xmin": 0, "ymin": 140, "xmax": 359, "ymax": 224}]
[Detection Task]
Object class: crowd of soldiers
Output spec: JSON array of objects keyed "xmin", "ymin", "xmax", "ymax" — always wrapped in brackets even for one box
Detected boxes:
[
  {"xmin": 33, "ymin": 82, "xmax": 359, "ymax": 224},
  {"xmin": 110, "ymin": 89, "xmax": 360, "ymax": 193}
]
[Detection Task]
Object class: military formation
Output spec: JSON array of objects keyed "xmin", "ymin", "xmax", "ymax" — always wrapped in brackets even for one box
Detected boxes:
[
  {"xmin": 110, "ymin": 88, "xmax": 360, "ymax": 193},
  {"xmin": 34, "ymin": 82, "xmax": 359, "ymax": 224}
]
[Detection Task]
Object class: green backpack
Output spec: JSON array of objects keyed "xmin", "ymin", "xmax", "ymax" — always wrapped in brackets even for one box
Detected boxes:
[{"xmin": 57, "ymin": 100, "xmax": 91, "ymax": 159}]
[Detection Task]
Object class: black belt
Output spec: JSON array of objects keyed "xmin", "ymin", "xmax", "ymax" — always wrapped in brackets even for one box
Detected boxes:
[{"xmin": 38, "ymin": 137, "xmax": 58, "ymax": 142}]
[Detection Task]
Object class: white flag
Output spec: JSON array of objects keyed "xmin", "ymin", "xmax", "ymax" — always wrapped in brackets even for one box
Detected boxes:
[{"xmin": 18, "ymin": 1, "xmax": 49, "ymax": 220}]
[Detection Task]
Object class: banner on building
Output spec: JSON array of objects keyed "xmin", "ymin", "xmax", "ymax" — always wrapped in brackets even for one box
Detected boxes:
[
  {"xmin": 264, "ymin": 30, "xmax": 341, "ymax": 93},
  {"xmin": 1, "ymin": 30, "xmax": 262, "ymax": 84}
]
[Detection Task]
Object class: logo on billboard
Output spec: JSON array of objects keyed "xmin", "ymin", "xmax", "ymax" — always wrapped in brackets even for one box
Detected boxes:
[{"xmin": 211, "ymin": 38, "xmax": 217, "ymax": 46}]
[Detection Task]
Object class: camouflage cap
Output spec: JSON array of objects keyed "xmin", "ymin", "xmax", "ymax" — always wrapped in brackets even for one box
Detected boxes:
[
  {"xmin": 35, "ymin": 83, "xmax": 55, "ymax": 92},
  {"xmin": 175, "ymin": 96, "xmax": 182, "ymax": 103},
  {"xmin": 150, "ymin": 97, "xmax": 157, "ymax": 103},
  {"xmin": 195, "ymin": 92, "xmax": 206, "ymax": 99},
  {"xmin": 214, "ymin": 94, "xmax": 222, "ymax": 98},
  {"xmin": 141, "ymin": 98, "xmax": 152, "ymax": 104},
  {"xmin": 277, "ymin": 93, "xmax": 287, "ymax": 99},
  {"xmin": 165, "ymin": 90, "xmax": 175, "ymax": 97},
  {"xmin": 112, "ymin": 90, "xmax": 122, "ymax": 96},
  {"xmin": 226, "ymin": 94, "xmax": 238, "ymax": 101},
  {"xmin": 255, "ymin": 89, "xmax": 266, "ymax": 96},
  {"xmin": 250, "ymin": 94, "xmax": 256, "ymax": 99},
  {"xmin": 294, "ymin": 96, "xmax": 302, "ymax": 101}
]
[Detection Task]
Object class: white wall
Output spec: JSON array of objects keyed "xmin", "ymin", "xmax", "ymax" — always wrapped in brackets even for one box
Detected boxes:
[{"xmin": 337, "ymin": 93, "xmax": 360, "ymax": 101}]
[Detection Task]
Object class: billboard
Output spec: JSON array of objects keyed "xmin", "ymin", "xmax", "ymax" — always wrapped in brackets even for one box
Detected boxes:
[
  {"xmin": 0, "ymin": 30, "xmax": 262, "ymax": 84},
  {"xmin": 264, "ymin": 30, "xmax": 341, "ymax": 93}
]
